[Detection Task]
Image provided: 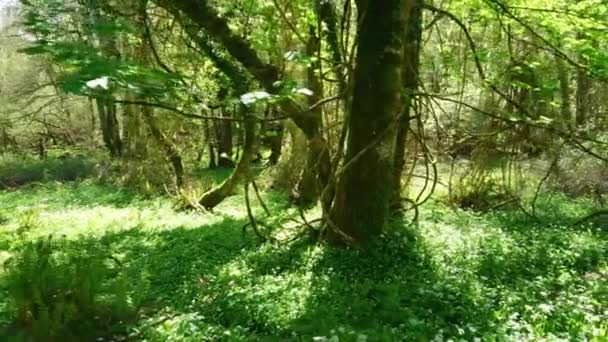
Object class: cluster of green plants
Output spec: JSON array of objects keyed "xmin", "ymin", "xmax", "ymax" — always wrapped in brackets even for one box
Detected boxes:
[
  {"xmin": 0, "ymin": 235, "xmax": 144, "ymax": 341},
  {"xmin": 0, "ymin": 176, "xmax": 605, "ymax": 341},
  {"xmin": 0, "ymin": 153, "xmax": 96, "ymax": 189}
]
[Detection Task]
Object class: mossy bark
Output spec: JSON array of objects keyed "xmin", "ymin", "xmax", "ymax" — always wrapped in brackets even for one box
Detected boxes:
[
  {"xmin": 328, "ymin": 0, "xmax": 408, "ymax": 244},
  {"xmin": 158, "ymin": 0, "xmax": 331, "ymax": 203},
  {"xmin": 576, "ymin": 67, "xmax": 591, "ymax": 126},
  {"xmin": 199, "ymin": 109, "xmax": 258, "ymax": 209},
  {"xmin": 293, "ymin": 27, "xmax": 332, "ymax": 207},
  {"xmin": 555, "ymin": 55, "xmax": 572, "ymax": 130},
  {"xmin": 142, "ymin": 107, "xmax": 185, "ymax": 189},
  {"xmin": 95, "ymin": 97, "xmax": 123, "ymax": 159},
  {"xmin": 391, "ymin": 0, "xmax": 423, "ymax": 208}
]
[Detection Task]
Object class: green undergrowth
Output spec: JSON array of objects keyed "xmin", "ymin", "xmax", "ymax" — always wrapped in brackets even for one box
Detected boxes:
[
  {"xmin": 0, "ymin": 153, "xmax": 97, "ymax": 189},
  {"xmin": 0, "ymin": 179, "xmax": 606, "ymax": 341}
]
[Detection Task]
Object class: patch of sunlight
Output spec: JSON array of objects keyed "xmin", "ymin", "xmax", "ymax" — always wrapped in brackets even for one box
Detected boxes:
[
  {"xmin": 214, "ymin": 195, "xmax": 249, "ymax": 218},
  {"xmin": 422, "ymin": 219, "xmax": 516, "ymax": 269},
  {"xmin": 4, "ymin": 204, "xmax": 230, "ymax": 239},
  {"xmin": 0, "ymin": 251, "xmax": 11, "ymax": 273},
  {"xmin": 214, "ymin": 245, "xmax": 327, "ymax": 327}
]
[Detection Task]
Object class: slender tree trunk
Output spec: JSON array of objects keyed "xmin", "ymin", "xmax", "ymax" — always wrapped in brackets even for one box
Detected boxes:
[
  {"xmin": 293, "ymin": 27, "xmax": 328, "ymax": 206},
  {"xmin": 576, "ymin": 68, "xmax": 591, "ymax": 126},
  {"xmin": 122, "ymin": 93, "xmax": 148, "ymax": 159},
  {"xmin": 199, "ymin": 108, "xmax": 258, "ymax": 209},
  {"xmin": 328, "ymin": 0, "xmax": 408, "ymax": 244},
  {"xmin": 141, "ymin": 107, "xmax": 185, "ymax": 188},
  {"xmin": 216, "ymin": 89, "xmax": 234, "ymax": 168},
  {"xmin": 315, "ymin": 0, "xmax": 346, "ymax": 94},
  {"xmin": 95, "ymin": 97, "xmax": 123, "ymax": 158},
  {"xmin": 217, "ymin": 108, "xmax": 234, "ymax": 168},
  {"xmin": 266, "ymin": 122, "xmax": 284, "ymax": 166},
  {"xmin": 208, "ymin": 144, "xmax": 217, "ymax": 169},
  {"xmin": 556, "ymin": 56, "xmax": 572, "ymax": 130},
  {"xmin": 391, "ymin": 0, "xmax": 423, "ymax": 208}
]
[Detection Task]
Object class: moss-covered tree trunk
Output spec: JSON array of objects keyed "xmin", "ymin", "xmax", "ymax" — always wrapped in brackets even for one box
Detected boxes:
[
  {"xmin": 157, "ymin": 0, "xmax": 332, "ymax": 205},
  {"xmin": 122, "ymin": 92, "xmax": 148, "ymax": 160},
  {"xmin": 556, "ymin": 55, "xmax": 572, "ymax": 130},
  {"xmin": 576, "ymin": 67, "xmax": 591, "ymax": 126},
  {"xmin": 328, "ymin": 0, "xmax": 408, "ymax": 244},
  {"xmin": 293, "ymin": 27, "xmax": 331, "ymax": 207},
  {"xmin": 95, "ymin": 97, "xmax": 123, "ymax": 159},
  {"xmin": 199, "ymin": 108, "xmax": 258, "ymax": 209},
  {"xmin": 216, "ymin": 89, "xmax": 235, "ymax": 168},
  {"xmin": 141, "ymin": 107, "xmax": 185, "ymax": 188},
  {"xmin": 391, "ymin": 0, "xmax": 423, "ymax": 208}
]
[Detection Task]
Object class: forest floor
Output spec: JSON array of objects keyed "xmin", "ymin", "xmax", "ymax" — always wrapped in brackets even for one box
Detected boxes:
[{"xmin": 0, "ymin": 155, "xmax": 606, "ymax": 341}]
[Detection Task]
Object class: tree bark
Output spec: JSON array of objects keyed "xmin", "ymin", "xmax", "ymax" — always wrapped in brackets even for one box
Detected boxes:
[
  {"xmin": 576, "ymin": 67, "xmax": 591, "ymax": 126},
  {"xmin": 293, "ymin": 27, "xmax": 329, "ymax": 206},
  {"xmin": 156, "ymin": 0, "xmax": 332, "ymax": 200},
  {"xmin": 95, "ymin": 96, "xmax": 123, "ymax": 158},
  {"xmin": 142, "ymin": 107, "xmax": 185, "ymax": 188},
  {"xmin": 328, "ymin": 0, "xmax": 408, "ymax": 244},
  {"xmin": 315, "ymin": 0, "xmax": 346, "ymax": 94},
  {"xmin": 217, "ymin": 107, "xmax": 234, "ymax": 168},
  {"xmin": 199, "ymin": 108, "xmax": 258, "ymax": 209},
  {"xmin": 122, "ymin": 92, "xmax": 148, "ymax": 159},
  {"xmin": 216, "ymin": 89, "xmax": 235, "ymax": 168},
  {"xmin": 556, "ymin": 55, "xmax": 572, "ymax": 130},
  {"xmin": 391, "ymin": 0, "xmax": 423, "ymax": 208}
]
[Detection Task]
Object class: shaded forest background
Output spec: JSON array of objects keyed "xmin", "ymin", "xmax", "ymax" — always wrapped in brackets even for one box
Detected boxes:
[{"xmin": 0, "ymin": 0, "xmax": 606, "ymax": 340}]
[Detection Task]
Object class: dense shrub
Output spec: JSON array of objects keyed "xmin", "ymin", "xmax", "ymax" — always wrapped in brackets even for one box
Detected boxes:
[
  {"xmin": 448, "ymin": 160, "xmax": 520, "ymax": 211},
  {"xmin": 1, "ymin": 236, "xmax": 138, "ymax": 341},
  {"xmin": 0, "ymin": 154, "xmax": 96, "ymax": 189},
  {"xmin": 553, "ymin": 150, "xmax": 608, "ymax": 203}
]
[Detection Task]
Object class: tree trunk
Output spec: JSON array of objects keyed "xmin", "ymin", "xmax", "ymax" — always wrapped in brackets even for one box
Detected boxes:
[
  {"xmin": 95, "ymin": 97, "xmax": 123, "ymax": 159},
  {"xmin": 293, "ymin": 27, "xmax": 328, "ymax": 206},
  {"xmin": 270, "ymin": 120, "xmax": 308, "ymax": 190},
  {"xmin": 391, "ymin": 0, "xmax": 423, "ymax": 208},
  {"xmin": 217, "ymin": 108, "xmax": 234, "ymax": 168},
  {"xmin": 315, "ymin": 0, "xmax": 346, "ymax": 94},
  {"xmin": 199, "ymin": 108, "xmax": 258, "ymax": 209},
  {"xmin": 122, "ymin": 93, "xmax": 148, "ymax": 159},
  {"xmin": 157, "ymin": 0, "xmax": 332, "ymax": 202},
  {"xmin": 328, "ymin": 0, "xmax": 408, "ymax": 245},
  {"xmin": 556, "ymin": 56, "xmax": 572, "ymax": 130},
  {"xmin": 203, "ymin": 120, "xmax": 217, "ymax": 168},
  {"xmin": 576, "ymin": 67, "xmax": 591, "ymax": 126},
  {"xmin": 266, "ymin": 128, "xmax": 283, "ymax": 165},
  {"xmin": 141, "ymin": 107, "xmax": 185, "ymax": 189},
  {"xmin": 216, "ymin": 89, "xmax": 235, "ymax": 168}
]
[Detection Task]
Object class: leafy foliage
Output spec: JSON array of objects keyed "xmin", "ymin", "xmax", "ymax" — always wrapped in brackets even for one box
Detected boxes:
[
  {"xmin": 0, "ymin": 153, "xmax": 96, "ymax": 189},
  {"xmin": 1, "ymin": 235, "xmax": 139, "ymax": 341},
  {"xmin": 0, "ymin": 178, "xmax": 605, "ymax": 340}
]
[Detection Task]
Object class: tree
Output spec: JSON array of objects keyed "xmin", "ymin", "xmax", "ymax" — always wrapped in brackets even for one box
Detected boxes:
[{"xmin": 327, "ymin": 0, "xmax": 412, "ymax": 244}]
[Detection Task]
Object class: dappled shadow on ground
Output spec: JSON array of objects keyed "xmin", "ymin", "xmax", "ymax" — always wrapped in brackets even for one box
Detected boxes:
[
  {"xmin": 181, "ymin": 218, "xmax": 496, "ymax": 341},
  {"xmin": 0, "ymin": 214, "xmax": 259, "ymax": 341},
  {"xmin": 481, "ymin": 198, "xmax": 606, "ymax": 283},
  {"xmin": 1, "ymin": 190, "xmax": 605, "ymax": 341},
  {"xmin": 102, "ymin": 215, "xmax": 258, "ymax": 306}
]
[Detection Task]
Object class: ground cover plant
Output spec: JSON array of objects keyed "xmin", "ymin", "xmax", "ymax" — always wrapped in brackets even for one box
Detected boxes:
[{"xmin": 0, "ymin": 157, "xmax": 605, "ymax": 340}]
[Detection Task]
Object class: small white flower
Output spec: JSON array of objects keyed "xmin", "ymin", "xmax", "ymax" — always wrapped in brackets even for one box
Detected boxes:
[
  {"xmin": 85, "ymin": 76, "xmax": 110, "ymax": 90},
  {"xmin": 295, "ymin": 88, "xmax": 314, "ymax": 96},
  {"xmin": 240, "ymin": 91, "xmax": 272, "ymax": 105}
]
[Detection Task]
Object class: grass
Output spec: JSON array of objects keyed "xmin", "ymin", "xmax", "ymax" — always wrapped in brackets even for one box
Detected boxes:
[{"xmin": 0, "ymin": 157, "xmax": 606, "ymax": 341}]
